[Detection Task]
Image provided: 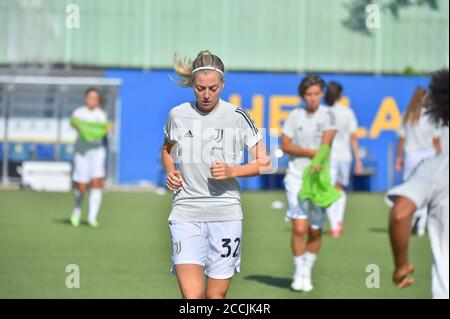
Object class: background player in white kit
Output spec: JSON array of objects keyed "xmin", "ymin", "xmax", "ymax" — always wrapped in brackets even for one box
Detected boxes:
[
  {"xmin": 324, "ymin": 82, "xmax": 363, "ymax": 237},
  {"xmin": 70, "ymin": 88, "xmax": 112, "ymax": 228},
  {"xmin": 281, "ymin": 75, "xmax": 337, "ymax": 292},
  {"xmin": 395, "ymin": 87, "xmax": 442, "ymax": 236},
  {"xmin": 162, "ymin": 51, "xmax": 271, "ymax": 299},
  {"xmin": 386, "ymin": 69, "xmax": 449, "ymax": 299}
]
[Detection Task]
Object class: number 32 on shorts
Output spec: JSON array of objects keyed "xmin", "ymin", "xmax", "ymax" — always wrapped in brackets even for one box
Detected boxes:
[{"xmin": 221, "ymin": 238, "xmax": 241, "ymax": 258}]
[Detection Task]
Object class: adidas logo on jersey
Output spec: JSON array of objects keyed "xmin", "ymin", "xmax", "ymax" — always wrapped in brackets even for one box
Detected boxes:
[{"xmin": 185, "ymin": 130, "xmax": 194, "ymax": 138}]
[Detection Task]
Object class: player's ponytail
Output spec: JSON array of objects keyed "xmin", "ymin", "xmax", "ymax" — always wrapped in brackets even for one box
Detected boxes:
[
  {"xmin": 173, "ymin": 50, "xmax": 225, "ymax": 87},
  {"xmin": 404, "ymin": 87, "xmax": 426, "ymax": 124},
  {"xmin": 325, "ymin": 82, "xmax": 343, "ymax": 107}
]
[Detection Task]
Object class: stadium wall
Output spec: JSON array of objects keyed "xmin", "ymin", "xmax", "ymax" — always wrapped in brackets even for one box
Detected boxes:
[
  {"xmin": 105, "ymin": 69, "xmax": 430, "ymax": 192},
  {"xmin": 0, "ymin": 0, "xmax": 448, "ymax": 73}
]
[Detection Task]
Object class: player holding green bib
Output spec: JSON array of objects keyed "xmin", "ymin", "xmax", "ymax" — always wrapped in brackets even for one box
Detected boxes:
[
  {"xmin": 281, "ymin": 75, "xmax": 338, "ymax": 292},
  {"xmin": 69, "ymin": 88, "xmax": 112, "ymax": 228}
]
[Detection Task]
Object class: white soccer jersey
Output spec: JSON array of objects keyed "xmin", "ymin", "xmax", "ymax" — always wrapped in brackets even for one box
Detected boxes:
[
  {"xmin": 386, "ymin": 154, "xmax": 449, "ymax": 299},
  {"xmin": 397, "ymin": 109, "xmax": 441, "ymax": 154},
  {"xmin": 282, "ymin": 105, "xmax": 337, "ymax": 179},
  {"xmin": 329, "ymin": 103, "xmax": 358, "ymax": 163},
  {"xmin": 164, "ymin": 99, "xmax": 263, "ymax": 222},
  {"xmin": 71, "ymin": 106, "xmax": 108, "ymax": 153}
]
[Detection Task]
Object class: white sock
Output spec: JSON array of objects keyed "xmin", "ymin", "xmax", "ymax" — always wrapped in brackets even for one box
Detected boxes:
[
  {"xmin": 336, "ymin": 191, "xmax": 347, "ymax": 226},
  {"xmin": 327, "ymin": 203, "xmax": 340, "ymax": 231},
  {"xmin": 71, "ymin": 189, "xmax": 84, "ymax": 219},
  {"xmin": 293, "ymin": 255, "xmax": 304, "ymax": 278},
  {"xmin": 301, "ymin": 252, "xmax": 317, "ymax": 279},
  {"xmin": 88, "ymin": 188, "xmax": 103, "ymax": 224}
]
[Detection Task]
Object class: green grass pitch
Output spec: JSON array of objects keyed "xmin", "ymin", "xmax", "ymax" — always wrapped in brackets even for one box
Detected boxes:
[{"xmin": 0, "ymin": 190, "xmax": 432, "ymax": 299}]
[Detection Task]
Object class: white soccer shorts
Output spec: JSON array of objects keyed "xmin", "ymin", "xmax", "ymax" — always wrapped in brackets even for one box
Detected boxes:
[
  {"xmin": 169, "ymin": 220, "xmax": 242, "ymax": 280},
  {"xmin": 330, "ymin": 160, "xmax": 352, "ymax": 187},
  {"xmin": 403, "ymin": 148, "xmax": 436, "ymax": 181},
  {"xmin": 72, "ymin": 147, "xmax": 106, "ymax": 184},
  {"xmin": 283, "ymin": 174, "xmax": 326, "ymax": 229}
]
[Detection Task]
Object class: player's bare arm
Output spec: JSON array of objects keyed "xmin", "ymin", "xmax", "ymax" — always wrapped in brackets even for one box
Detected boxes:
[
  {"xmin": 351, "ymin": 132, "xmax": 363, "ymax": 174},
  {"xmin": 281, "ymin": 134, "xmax": 317, "ymax": 158},
  {"xmin": 395, "ymin": 137, "xmax": 406, "ymax": 171},
  {"xmin": 433, "ymin": 136, "xmax": 442, "ymax": 155},
  {"xmin": 161, "ymin": 140, "xmax": 183, "ymax": 191},
  {"xmin": 211, "ymin": 140, "xmax": 271, "ymax": 180}
]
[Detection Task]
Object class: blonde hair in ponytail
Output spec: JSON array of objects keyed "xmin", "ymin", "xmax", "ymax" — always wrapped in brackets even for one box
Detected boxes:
[
  {"xmin": 173, "ymin": 50, "xmax": 225, "ymax": 88},
  {"xmin": 404, "ymin": 87, "xmax": 427, "ymax": 124}
]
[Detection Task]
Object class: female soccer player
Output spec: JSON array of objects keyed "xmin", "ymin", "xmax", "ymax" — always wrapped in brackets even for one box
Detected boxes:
[
  {"xmin": 386, "ymin": 69, "xmax": 449, "ymax": 299},
  {"xmin": 395, "ymin": 87, "xmax": 442, "ymax": 236},
  {"xmin": 70, "ymin": 88, "xmax": 112, "ymax": 228},
  {"xmin": 281, "ymin": 75, "xmax": 337, "ymax": 292},
  {"xmin": 162, "ymin": 51, "xmax": 270, "ymax": 299},
  {"xmin": 325, "ymin": 82, "xmax": 363, "ymax": 237}
]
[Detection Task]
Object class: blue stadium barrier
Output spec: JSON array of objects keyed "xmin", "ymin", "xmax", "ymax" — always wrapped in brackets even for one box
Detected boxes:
[
  {"xmin": 105, "ymin": 69, "xmax": 430, "ymax": 191},
  {"xmin": 35, "ymin": 144, "xmax": 56, "ymax": 161},
  {"xmin": 8, "ymin": 143, "xmax": 33, "ymax": 162},
  {"xmin": 60, "ymin": 144, "xmax": 75, "ymax": 162}
]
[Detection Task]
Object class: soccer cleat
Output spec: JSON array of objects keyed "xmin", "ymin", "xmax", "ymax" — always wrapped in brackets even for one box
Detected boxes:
[
  {"xmin": 70, "ymin": 215, "xmax": 80, "ymax": 227},
  {"xmin": 302, "ymin": 277, "xmax": 314, "ymax": 292},
  {"xmin": 88, "ymin": 221, "xmax": 99, "ymax": 228},
  {"xmin": 291, "ymin": 276, "xmax": 304, "ymax": 291}
]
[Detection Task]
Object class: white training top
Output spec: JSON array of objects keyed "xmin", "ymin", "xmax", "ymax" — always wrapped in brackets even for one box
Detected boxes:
[
  {"xmin": 71, "ymin": 106, "xmax": 108, "ymax": 153},
  {"xmin": 164, "ymin": 99, "xmax": 263, "ymax": 222},
  {"xmin": 329, "ymin": 103, "xmax": 358, "ymax": 163},
  {"xmin": 397, "ymin": 108, "xmax": 441, "ymax": 154},
  {"xmin": 386, "ymin": 154, "xmax": 449, "ymax": 299},
  {"xmin": 282, "ymin": 105, "xmax": 337, "ymax": 179}
]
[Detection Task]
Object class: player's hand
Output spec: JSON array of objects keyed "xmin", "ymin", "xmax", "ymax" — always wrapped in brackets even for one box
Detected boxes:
[
  {"xmin": 393, "ymin": 262, "xmax": 415, "ymax": 288},
  {"xmin": 211, "ymin": 162, "xmax": 235, "ymax": 180},
  {"xmin": 395, "ymin": 157, "xmax": 404, "ymax": 172},
  {"xmin": 311, "ymin": 164, "xmax": 322, "ymax": 173},
  {"xmin": 166, "ymin": 170, "xmax": 183, "ymax": 191},
  {"xmin": 107, "ymin": 123, "xmax": 114, "ymax": 133},
  {"xmin": 354, "ymin": 161, "xmax": 364, "ymax": 175}
]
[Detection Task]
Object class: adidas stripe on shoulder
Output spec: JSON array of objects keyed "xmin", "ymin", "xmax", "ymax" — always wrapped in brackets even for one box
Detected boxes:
[{"xmin": 235, "ymin": 107, "xmax": 258, "ymax": 135}]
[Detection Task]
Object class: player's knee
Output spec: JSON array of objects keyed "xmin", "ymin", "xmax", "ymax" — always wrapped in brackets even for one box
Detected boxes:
[
  {"xmin": 391, "ymin": 209, "xmax": 403, "ymax": 223},
  {"xmin": 309, "ymin": 228, "xmax": 322, "ymax": 240},
  {"xmin": 76, "ymin": 183, "xmax": 88, "ymax": 193},
  {"xmin": 391, "ymin": 202, "xmax": 413, "ymax": 222},
  {"xmin": 91, "ymin": 179, "xmax": 104, "ymax": 188},
  {"xmin": 293, "ymin": 225, "xmax": 308, "ymax": 238}
]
